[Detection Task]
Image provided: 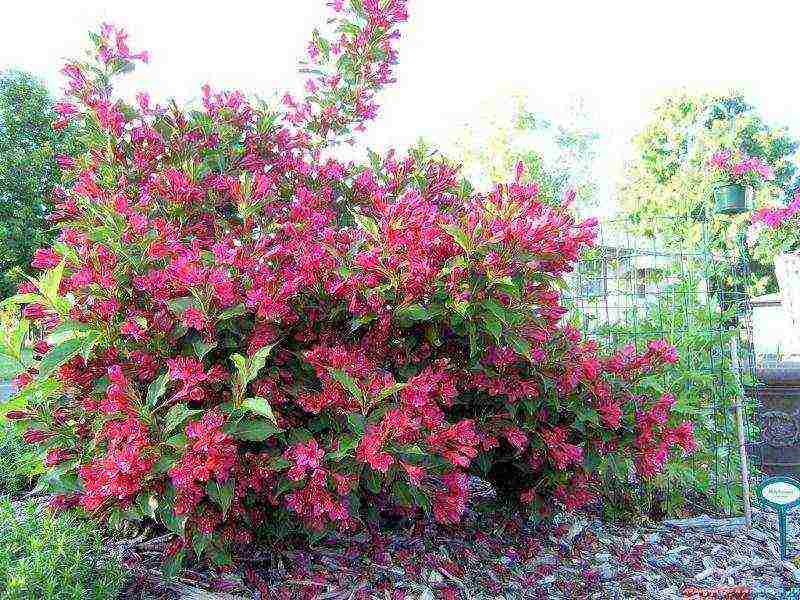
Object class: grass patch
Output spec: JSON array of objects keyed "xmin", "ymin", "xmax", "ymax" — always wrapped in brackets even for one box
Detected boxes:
[
  {"xmin": 0, "ymin": 422, "xmax": 40, "ymax": 494},
  {"xmin": 0, "ymin": 497, "xmax": 127, "ymax": 599}
]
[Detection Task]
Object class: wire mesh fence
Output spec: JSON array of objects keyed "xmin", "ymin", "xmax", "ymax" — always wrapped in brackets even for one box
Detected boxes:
[{"xmin": 563, "ymin": 215, "xmax": 759, "ymax": 517}]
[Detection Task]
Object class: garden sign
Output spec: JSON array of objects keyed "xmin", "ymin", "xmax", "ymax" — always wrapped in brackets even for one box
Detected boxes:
[{"xmin": 756, "ymin": 475, "xmax": 800, "ymax": 560}]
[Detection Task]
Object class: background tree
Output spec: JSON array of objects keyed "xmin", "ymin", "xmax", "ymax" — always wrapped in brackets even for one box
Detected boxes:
[
  {"xmin": 449, "ymin": 93, "xmax": 600, "ymax": 214},
  {"xmin": 617, "ymin": 90, "xmax": 798, "ymax": 292},
  {"xmin": 0, "ymin": 71, "xmax": 76, "ymax": 298}
]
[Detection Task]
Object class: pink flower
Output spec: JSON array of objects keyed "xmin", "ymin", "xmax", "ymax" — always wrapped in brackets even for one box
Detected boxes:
[
  {"xmin": 15, "ymin": 8, "xmax": 708, "ymax": 552},
  {"xmin": 401, "ymin": 462, "xmax": 425, "ymax": 486},
  {"xmin": 503, "ymin": 426, "xmax": 529, "ymax": 452},
  {"xmin": 356, "ymin": 427, "xmax": 395, "ymax": 473},
  {"xmin": 31, "ymin": 248, "xmax": 62, "ymax": 269},
  {"xmin": 167, "ymin": 356, "xmax": 207, "ymax": 385},
  {"xmin": 427, "ymin": 420, "xmax": 478, "ymax": 467},
  {"xmin": 182, "ymin": 307, "xmax": 207, "ymax": 330},
  {"xmin": 540, "ymin": 427, "xmax": 584, "ymax": 470},
  {"xmin": 708, "ymin": 149, "xmax": 731, "ymax": 170},
  {"xmin": 120, "ymin": 318, "xmax": 146, "ymax": 341},
  {"xmin": 433, "ymin": 471, "xmax": 468, "ymax": 525},
  {"xmin": 285, "ymin": 439, "xmax": 325, "ymax": 481}
]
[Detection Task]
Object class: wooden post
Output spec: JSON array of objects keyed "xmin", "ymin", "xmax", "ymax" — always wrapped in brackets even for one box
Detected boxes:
[{"xmin": 730, "ymin": 336, "xmax": 752, "ymax": 528}]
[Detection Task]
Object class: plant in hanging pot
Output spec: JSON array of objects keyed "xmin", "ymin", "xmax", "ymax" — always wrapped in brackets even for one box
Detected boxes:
[
  {"xmin": 749, "ymin": 193, "xmax": 800, "ymax": 358},
  {"xmin": 708, "ymin": 149, "xmax": 775, "ymax": 215}
]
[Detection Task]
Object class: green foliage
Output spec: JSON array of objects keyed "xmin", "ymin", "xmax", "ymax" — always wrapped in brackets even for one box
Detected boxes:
[
  {"xmin": 0, "ymin": 423, "xmax": 39, "ymax": 494},
  {"xmin": 617, "ymin": 90, "xmax": 798, "ymax": 293},
  {"xmin": 0, "ymin": 497, "xmax": 126, "ymax": 599},
  {"xmin": 0, "ymin": 71, "xmax": 77, "ymax": 298}
]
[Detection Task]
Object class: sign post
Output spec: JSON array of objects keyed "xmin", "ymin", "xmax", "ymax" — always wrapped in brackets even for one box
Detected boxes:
[{"xmin": 756, "ymin": 475, "xmax": 800, "ymax": 560}]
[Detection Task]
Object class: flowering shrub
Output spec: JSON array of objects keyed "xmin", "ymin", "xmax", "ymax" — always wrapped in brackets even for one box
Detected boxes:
[
  {"xmin": 747, "ymin": 191, "xmax": 800, "ymax": 263},
  {"xmin": 708, "ymin": 148, "xmax": 775, "ymax": 188},
  {"xmin": 0, "ymin": 1, "xmax": 695, "ymax": 566}
]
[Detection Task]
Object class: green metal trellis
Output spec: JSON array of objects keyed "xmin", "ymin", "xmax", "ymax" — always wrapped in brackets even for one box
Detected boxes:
[{"xmin": 563, "ymin": 213, "xmax": 759, "ymax": 518}]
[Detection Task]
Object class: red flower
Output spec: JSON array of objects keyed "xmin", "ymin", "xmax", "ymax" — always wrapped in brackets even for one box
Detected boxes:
[
  {"xmin": 182, "ymin": 307, "xmax": 207, "ymax": 330},
  {"xmin": 427, "ymin": 420, "xmax": 478, "ymax": 467},
  {"xmin": 433, "ymin": 472, "xmax": 469, "ymax": 525},
  {"xmin": 503, "ymin": 426, "xmax": 529, "ymax": 453},
  {"xmin": 285, "ymin": 439, "xmax": 325, "ymax": 481},
  {"xmin": 356, "ymin": 427, "xmax": 395, "ymax": 473}
]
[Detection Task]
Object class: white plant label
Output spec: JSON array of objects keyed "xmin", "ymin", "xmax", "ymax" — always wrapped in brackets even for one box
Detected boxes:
[{"xmin": 760, "ymin": 481, "xmax": 800, "ymax": 506}]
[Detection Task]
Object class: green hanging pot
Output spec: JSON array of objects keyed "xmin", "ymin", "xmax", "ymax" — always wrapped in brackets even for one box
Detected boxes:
[{"xmin": 713, "ymin": 182, "xmax": 749, "ymax": 215}]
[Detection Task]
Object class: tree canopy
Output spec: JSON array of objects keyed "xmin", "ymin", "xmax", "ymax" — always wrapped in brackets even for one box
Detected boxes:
[
  {"xmin": 618, "ymin": 90, "xmax": 797, "ymax": 238},
  {"xmin": 617, "ymin": 90, "xmax": 798, "ymax": 292},
  {"xmin": 0, "ymin": 70, "xmax": 76, "ymax": 297},
  {"xmin": 449, "ymin": 93, "xmax": 600, "ymax": 214}
]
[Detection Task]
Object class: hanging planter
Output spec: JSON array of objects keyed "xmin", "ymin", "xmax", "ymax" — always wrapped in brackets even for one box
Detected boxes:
[
  {"xmin": 707, "ymin": 148, "xmax": 773, "ymax": 215},
  {"xmin": 713, "ymin": 182, "xmax": 750, "ymax": 215}
]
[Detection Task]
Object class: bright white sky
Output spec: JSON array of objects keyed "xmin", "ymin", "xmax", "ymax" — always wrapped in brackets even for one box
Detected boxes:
[{"xmin": 3, "ymin": 1, "xmax": 800, "ymax": 214}]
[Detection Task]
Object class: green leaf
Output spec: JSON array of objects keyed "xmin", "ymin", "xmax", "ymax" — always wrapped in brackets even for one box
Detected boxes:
[
  {"xmin": 397, "ymin": 444, "xmax": 425, "ymax": 457},
  {"xmin": 396, "ymin": 304, "xmax": 429, "ymax": 321},
  {"xmin": 467, "ymin": 321, "xmax": 479, "ymax": 360},
  {"xmin": 192, "ymin": 534, "xmax": 211, "ymax": 559},
  {"xmin": 443, "ymin": 224, "xmax": 471, "ymax": 253},
  {"xmin": 206, "ymin": 480, "xmax": 235, "ymax": 518},
  {"xmin": 146, "ymin": 372, "xmax": 170, "ymax": 407},
  {"xmin": 243, "ymin": 396, "xmax": 278, "ymax": 426},
  {"xmin": 392, "ymin": 480, "xmax": 414, "ymax": 507},
  {"xmin": 52, "ymin": 297, "xmax": 73, "ymax": 315},
  {"xmin": 248, "ymin": 343, "xmax": 277, "ymax": 383},
  {"xmin": 231, "ymin": 353, "xmax": 248, "ymax": 384},
  {"xmin": 0, "ymin": 394, "xmax": 27, "ymax": 419},
  {"xmin": 231, "ymin": 418, "xmax": 278, "ymax": 441},
  {"xmin": 375, "ymin": 382, "xmax": 406, "ymax": 402},
  {"xmin": 165, "ymin": 433, "xmax": 188, "ymax": 450},
  {"xmin": 480, "ymin": 314, "xmax": 503, "ymax": 343},
  {"xmin": 39, "ymin": 337, "xmax": 84, "ymax": 376},
  {"xmin": 328, "ymin": 435, "xmax": 358, "ymax": 460},
  {"xmin": 0, "ymin": 292, "xmax": 44, "ymax": 307},
  {"xmin": 37, "ymin": 463, "xmax": 80, "ymax": 494},
  {"xmin": 159, "ymin": 507, "xmax": 188, "ymax": 535},
  {"xmin": 163, "ymin": 403, "xmax": 200, "ymax": 436},
  {"xmin": 482, "ymin": 299, "xmax": 512, "ymax": 324},
  {"xmin": 193, "ymin": 339, "xmax": 217, "ymax": 361},
  {"xmin": 209, "ymin": 549, "xmax": 232, "ymax": 567},
  {"xmin": 46, "ymin": 320, "xmax": 92, "ymax": 345},
  {"xmin": 152, "ymin": 454, "xmax": 176, "ymax": 474},
  {"xmin": 161, "ymin": 549, "xmax": 186, "ymax": 579},
  {"xmin": 166, "ymin": 296, "xmax": 195, "ymax": 314},
  {"xmin": 365, "ymin": 470, "xmax": 382, "ymax": 494},
  {"xmin": 136, "ymin": 492, "xmax": 159, "ymax": 518},
  {"xmin": 0, "ymin": 353, "xmax": 25, "ymax": 379},
  {"xmin": 269, "ymin": 456, "xmax": 291, "ymax": 471},
  {"xmin": 79, "ymin": 330, "xmax": 102, "ymax": 361},
  {"xmin": 330, "ymin": 369, "xmax": 363, "ymax": 402},
  {"xmin": 217, "ymin": 303, "xmax": 246, "ymax": 321},
  {"xmin": 52, "ymin": 241, "xmax": 81, "ymax": 265},
  {"xmin": 346, "ymin": 413, "xmax": 366, "ymax": 435},
  {"xmin": 37, "ymin": 260, "xmax": 65, "ymax": 303},
  {"xmin": 508, "ymin": 335, "xmax": 531, "ymax": 357},
  {"xmin": 353, "ymin": 211, "xmax": 380, "ymax": 239}
]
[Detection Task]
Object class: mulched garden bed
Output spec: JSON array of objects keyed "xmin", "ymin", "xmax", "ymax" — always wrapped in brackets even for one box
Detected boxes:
[{"xmin": 113, "ymin": 499, "xmax": 800, "ymax": 600}]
